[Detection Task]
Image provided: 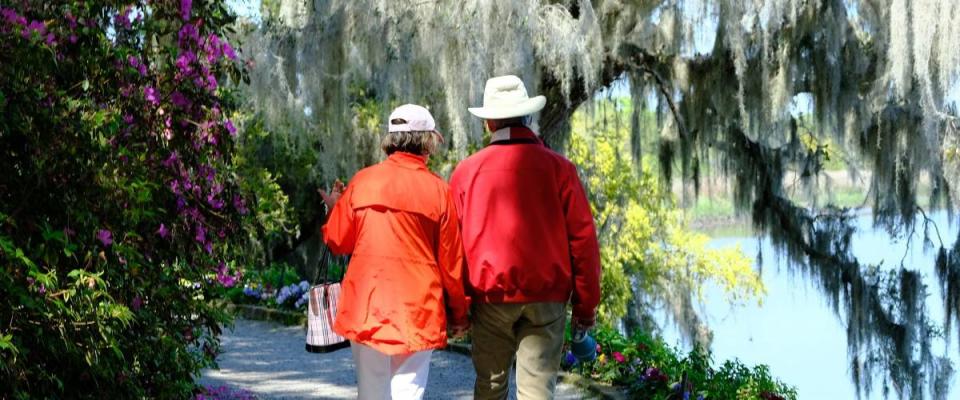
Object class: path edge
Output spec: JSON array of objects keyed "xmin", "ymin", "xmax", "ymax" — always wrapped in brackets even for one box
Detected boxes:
[
  {"xmin": 224, "ymin": 303, "xmax": 307, "ymax": 326},
  {"xmin": 221, "ymin": 304, "xmax": 626, "ymax": 399}
]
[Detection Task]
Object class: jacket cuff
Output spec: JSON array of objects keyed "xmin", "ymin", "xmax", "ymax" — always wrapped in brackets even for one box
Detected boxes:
[{"xmin": 571, "ymin": 304, "xmax": 597, "ymax": 322}]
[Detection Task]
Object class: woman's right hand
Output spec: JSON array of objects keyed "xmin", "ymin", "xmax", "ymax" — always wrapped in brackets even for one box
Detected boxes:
[{"xmin": 318, "ymin": 179, "xmax": 346, "ymax": 210}]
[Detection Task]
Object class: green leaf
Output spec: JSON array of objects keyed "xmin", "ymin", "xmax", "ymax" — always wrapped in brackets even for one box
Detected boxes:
[
  {"xmin": 41, "ymin": 224, "xmax": 67, "ymax": 244},
  {"xmin": 0, "ymin": 236, "xmax": 13, "ymax": 254},
  {"xmin": 13, "ymin": 248, "xmax": 37, "ymax": 269},
  {"xmin": 64, "ymin": 244, "xmax": 76, "ymax": 257},
  {"xmin": 0, "ymin": 333, "xmax": 15, "ymax": 351},
  {"xmin": 107, "ymin": 304, "xmax": 134, "ymax": 326}
]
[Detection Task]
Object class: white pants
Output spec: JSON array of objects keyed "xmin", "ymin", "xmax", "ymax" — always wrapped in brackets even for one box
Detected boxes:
[{"xmin": 350, "ymin": 341, "xmax": 433, "ymax": 400}]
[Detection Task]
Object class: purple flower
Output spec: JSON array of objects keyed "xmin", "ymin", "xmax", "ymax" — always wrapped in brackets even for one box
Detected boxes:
[
  {"xmin": 564, "ymin": 351, "xmax": 577, "ymax": 365},
  {"xmin": 1, "ymin": 8, "xmax": 19, "ymax": 25},
  {"xmin": 176, "ymin": 51, "xmax": 196, "ymax": 76},
  {"xmin": 44, "ymin": 33, "xmax": 55, "ymax": 45},
  {"xmin": 207, "ymin": 195, "xmax": 224, "ymax": 209},
  {"xmin": 233, "ymin": 195, "xmax": 248, "ymax": 215},
  {"xmin": 222, "ymin": 43, "xmax": 237, "ymax": 60},
  {"xmin": 178, "ymin": 23, "xmax": 199, "ymax": 46},
  {"xmin": 128, "ymin": 55, "xmax": 147, "ymax": 76},
  {"xmin": 38, "ymin": 284, "xmax": 46, "ymax": 295},
  {"xmin": 224, "ymin": 120, "xmax": 236, "ymax": 136},
  {"xmin": 144, "ymin": 86, "xmax": 159, "ymax": 105},
  {"xmin": 204, "ymin": 72, "xmax": 218, "ymax": 92},
  {"xmin": 65, "ymin": 11, "xmax": 77, "ymax": 29},
  {"xmin": 157, "ymin": 224, "xmax": 170, "ymax": 239},
  {"xmin": 97, "ymin": 229, "xmax": 113, "ymax": 246},
  {"xmin": 123, "ymin": 114, "xmax": 134, "ymax": 125},
  {"xmin": 131, "ymin": 295, "xmax": 143, "ymax": 311},
  {"xmin": 114, "ymin": 8, "xmax": 132, "ymax": 29},
  {"xmin": 181, "ymin": 0, "xmax": 193, "ymax": 21},
  {"xmin": 207, "ymin": 34, "xmax": 221, "ymax": 50},
  {"xmin": 21, "ymin": 20, "xmax": 45, "ymax": 39},
  {"xmin": 162, "ymin": 151, "xmax": 179, "ymax": 168},
  {"xmin": 68, "ymin": 34, "xmax": 78, "ymax": 44},
  {"xmin": 200, "ymin": 165, "xmax": 217, "ymax": 183},
  {"xmin": 216, "ymin": 264, "xmax": 237, "ymax": 287},
  {"xmin": 195, "ymin": 225, "xmax": 206, "ymax": 244},
  {"xmin": 170, "ymin": 91, "xmax": 191, "ymax": 109}
]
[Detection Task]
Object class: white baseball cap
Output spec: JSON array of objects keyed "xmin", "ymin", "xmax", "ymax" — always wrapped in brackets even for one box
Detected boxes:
[{"xmin": 388, "ymin": 104, "xmax": 438, "ymax": 134}]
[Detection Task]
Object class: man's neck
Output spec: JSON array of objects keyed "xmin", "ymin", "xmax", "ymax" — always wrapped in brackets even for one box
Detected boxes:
[{"xmin": 491, "ymin": 126, "xmax": 538, "ymax": 143}]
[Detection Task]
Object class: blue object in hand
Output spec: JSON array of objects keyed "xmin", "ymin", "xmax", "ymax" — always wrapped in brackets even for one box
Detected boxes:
[{"xmin": 571, "ymin": 329, "xmax": 597, "ymax": 362}]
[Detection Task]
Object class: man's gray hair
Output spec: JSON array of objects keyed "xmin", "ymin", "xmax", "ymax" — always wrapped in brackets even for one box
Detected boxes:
[
  {"xmin": 487, "ymin": 116, "xmax": 531, "ymax": 131},
  {"xmin": 380, "ymin": 130, "xmax": 439, "ymax": 156}
]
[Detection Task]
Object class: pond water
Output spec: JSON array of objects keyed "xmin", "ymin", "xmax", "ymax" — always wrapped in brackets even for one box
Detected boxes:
[{"xmin": 661, "ymin": 211, "xmax": 960, "ymax": 399}]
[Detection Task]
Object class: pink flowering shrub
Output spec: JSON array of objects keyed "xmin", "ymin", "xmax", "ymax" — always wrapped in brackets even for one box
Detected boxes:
[{"xmin": 0, "ymin": 1, "xmax": 283, "ymax": 397}]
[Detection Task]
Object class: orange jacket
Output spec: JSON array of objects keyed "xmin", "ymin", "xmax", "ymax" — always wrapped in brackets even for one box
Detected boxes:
[{"xmin": 322, "ymin": 152, "xmax": 469, "ymax": 355}]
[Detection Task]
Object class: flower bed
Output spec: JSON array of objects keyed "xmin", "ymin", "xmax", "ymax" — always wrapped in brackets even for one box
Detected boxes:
[
  {"xmin": 217, "ymin": 262, "xmax": 325, "ymax": 314},
  {"xmin": 562, "ymin": 326, "xmax": 797, "ymax": 400}
]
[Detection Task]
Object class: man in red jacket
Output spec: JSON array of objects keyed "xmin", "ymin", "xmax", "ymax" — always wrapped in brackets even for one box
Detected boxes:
[{"xmin": 450, "ymin": 75, "xmax": 601, "ymax": 400}]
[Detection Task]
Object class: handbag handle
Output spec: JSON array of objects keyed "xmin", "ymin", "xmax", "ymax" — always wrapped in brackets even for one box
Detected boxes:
[
  {"xmin": 313, "ymin": 201, "xmax": 349, "ymax": 285},
  {"xmin": 313, "ymin": 245, "xmax": 333, "ymax": 284},
  {"xmin": 313, "ymin": 240, "xmax": 348, "ymax": 285}
]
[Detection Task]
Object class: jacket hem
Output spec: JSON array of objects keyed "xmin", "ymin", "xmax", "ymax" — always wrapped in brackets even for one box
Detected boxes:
[{"xmin": 470, "ymin": 291, "xmax": 571, "ymax": 306}]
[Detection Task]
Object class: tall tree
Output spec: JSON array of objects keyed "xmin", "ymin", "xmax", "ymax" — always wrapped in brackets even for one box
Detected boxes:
[{"xmin": 239, "ymin": 1, "xmax": 960, "ymax": 398}]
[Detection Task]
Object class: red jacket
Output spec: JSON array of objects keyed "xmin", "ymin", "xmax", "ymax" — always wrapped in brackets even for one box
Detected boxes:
[
  {"xmin": 449, "ymin": 127, "xmax": 601, "ymax": 321},
  {"xmin": 322, "ymin": 152, "xmax": 469, "ymax": 355}
]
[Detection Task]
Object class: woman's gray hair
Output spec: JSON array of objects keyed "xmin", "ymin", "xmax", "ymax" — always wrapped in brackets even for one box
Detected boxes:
[{"xmin": 380, "ymin": 130, "xmax": 439, "ymax": 156}]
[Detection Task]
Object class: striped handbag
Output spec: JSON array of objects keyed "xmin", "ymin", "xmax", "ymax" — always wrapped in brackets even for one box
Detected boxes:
[{"xmin": 305, "ymin": 246, "xmax": 350, "ymax": 353}]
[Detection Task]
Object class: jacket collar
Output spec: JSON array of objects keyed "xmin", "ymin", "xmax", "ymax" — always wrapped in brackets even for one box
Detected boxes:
[
  {"xmin": 490, "ymin": 126, "xmax": 541, "ymax": 144},
  {"xmin": 386, "ymin": 151, "xmax": 429, "ymax": 170}
]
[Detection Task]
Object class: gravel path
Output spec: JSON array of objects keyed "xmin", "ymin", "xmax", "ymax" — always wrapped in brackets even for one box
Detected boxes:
[{"xmin": 200, "ymin": 319, "xmax": 588, "ymax": 399}]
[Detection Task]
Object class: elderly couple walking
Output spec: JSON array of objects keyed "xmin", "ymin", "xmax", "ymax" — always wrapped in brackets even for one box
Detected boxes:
[{"xmin": 319, "ymin": 75, "xmax": 602, "ymax": 400}]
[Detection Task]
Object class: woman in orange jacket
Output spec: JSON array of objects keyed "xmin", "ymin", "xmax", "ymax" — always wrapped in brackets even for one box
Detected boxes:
[{"xmin": 319, "ymin": 104, "xmax": 470, "ymax": 400}]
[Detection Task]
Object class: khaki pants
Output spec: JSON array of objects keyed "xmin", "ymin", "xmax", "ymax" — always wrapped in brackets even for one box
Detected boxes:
[{"xmin": 472, "ymin": 302, "xmax": 566, "ymax": 400}]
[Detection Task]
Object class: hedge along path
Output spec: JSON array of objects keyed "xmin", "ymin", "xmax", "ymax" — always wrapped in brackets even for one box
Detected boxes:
[{"xmin": 200, "ymin": 318, "xmax": 590, "ymax": 399}]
